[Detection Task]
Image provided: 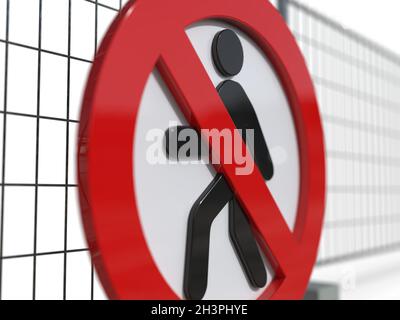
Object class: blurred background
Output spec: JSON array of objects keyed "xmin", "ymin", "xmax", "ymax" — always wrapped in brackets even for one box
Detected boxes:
[
  {"xmin": 276, "ymin": 0, "xmax": 400, "ymax": 299},
  {"xmin": 0, "ymin": 0, "xmax": 399, "ymax": 300}
]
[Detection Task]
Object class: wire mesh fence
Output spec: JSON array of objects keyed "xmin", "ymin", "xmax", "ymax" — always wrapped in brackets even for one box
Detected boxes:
[
  {"xmin": 0, "ymin": 0, "xmax": 125, "ymax": 300},
  {"xmin": 282, "ymin": 0, "xmax": 400, "ymax": 265},
  {"xmin": 0, "ymin": 0, "xmax": 399, "ymax": 300}
]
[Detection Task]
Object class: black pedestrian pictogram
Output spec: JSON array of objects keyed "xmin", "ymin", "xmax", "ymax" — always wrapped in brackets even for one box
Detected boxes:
[{"xmin": 166, "ymin": 29, "xmax": 274, "ymax": 300}]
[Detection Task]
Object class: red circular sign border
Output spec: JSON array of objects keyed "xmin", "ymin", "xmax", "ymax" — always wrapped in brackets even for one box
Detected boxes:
[{"xmin": 78, "ymin": 0, "xmax": 326, "ymax": 300}]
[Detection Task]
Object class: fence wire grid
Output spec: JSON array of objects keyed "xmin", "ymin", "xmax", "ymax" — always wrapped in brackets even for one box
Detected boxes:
[{"xmin": 282, "ymin": 0, "xmax": 400, "ymax": 265}]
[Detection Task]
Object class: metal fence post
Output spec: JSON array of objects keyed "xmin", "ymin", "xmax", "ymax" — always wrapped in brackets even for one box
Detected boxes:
[{"xmin": 278, "ymin": 0, "xmax": 289, "ymax": 22}]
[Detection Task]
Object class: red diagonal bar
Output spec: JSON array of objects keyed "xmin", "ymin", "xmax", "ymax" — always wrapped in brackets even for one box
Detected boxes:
[{"xmin": 158, "ymin": 27, "xmax": 300, "ymax": 276}]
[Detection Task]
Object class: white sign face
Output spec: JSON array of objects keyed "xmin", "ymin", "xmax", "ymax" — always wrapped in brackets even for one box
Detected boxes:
[{"xmin": 133, "ymin": 21, "xmax": 300, "ymax": 300}]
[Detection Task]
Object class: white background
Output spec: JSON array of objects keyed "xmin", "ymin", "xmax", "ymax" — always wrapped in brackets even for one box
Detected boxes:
[{"xmin": 300, "ymin": 0, "xmax": 400, "ymax": 55}]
